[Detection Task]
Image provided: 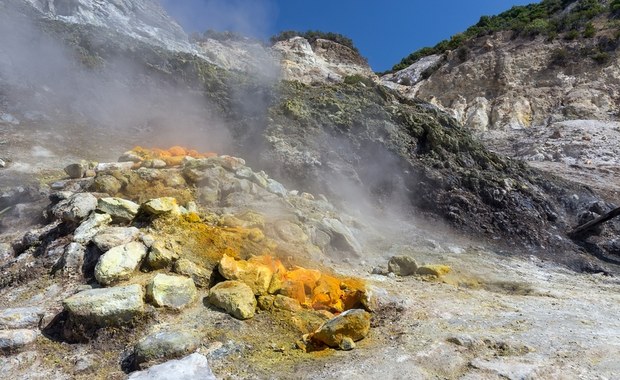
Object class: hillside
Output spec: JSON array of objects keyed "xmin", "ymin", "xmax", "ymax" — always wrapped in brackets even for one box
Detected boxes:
[{"xmin": 383, "ymin": 0, "xmax": 620, "ymax": 131}]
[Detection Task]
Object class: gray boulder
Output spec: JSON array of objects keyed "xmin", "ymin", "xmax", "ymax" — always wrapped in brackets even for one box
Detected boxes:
[
  {"xmin": 321, "ymin": 218, "xmax": 362, "ymax": 254},
  {"xmin": 73, "ymin": 212, "xmax": 112, "ymax": 244},
  {"xmin": 95, "ymin": 241, "xmax": 148, "ymax": 285},
  {"xmin": 173, "ymin": 259, "xmax": 212, "ymax": 288},
  {"xmin": 62, "ymin": 284, "xmax": 145, "ymax": 328},
  {"xmin": 96, "ymin": 197, "xmax": 139, "ymax": 223},
  {"xmin": 128, "ymin": 353, "xmax": 216, "ymax": 380},
  {"xmin": 0, "ymin": 329, "xmax": 38, "ymax": 352},
  {"xmin": 134, "ymin": 330, "xmax": 201, "ymax": 366},
  {"xmin": 52, "ymin": 192, "xmax": 97, "ymax": 223},
  {"xmin": 93, "ymin": 226, "xmax": 140, "ymax": 252},
  {"xmin": 0, "ymin": 307, "xmax": 45, "ymax": 329},
  {"xmin": 64, "ymin": 162, "xmax": 86, "ymax": 179}
]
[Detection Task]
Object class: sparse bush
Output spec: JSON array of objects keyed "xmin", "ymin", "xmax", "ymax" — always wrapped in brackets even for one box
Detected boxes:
[
  {"xmin": 612, "ymin": 0, "xmax": 620, "ymax": 17},
  {"xmin": 583, "ymin": 22, "xmax": 596, "ymax": 37},
  {"xmin": 549, "ymin": 48, "xmax": 571, "ymax": 67},
  {"xmin": 591, "ymin": 50, "xmax": 610, "ymax": 63},
  {"xmin": 456, "ymin": 46, "xmax": 471, "ymax": 62},
  {"xmin": 565, "ymin": 30, "xmax": 580, "ymax": 40},
  {"xmin": 270, "ymin": 30, "xmax": 359, "ymax": 54}
]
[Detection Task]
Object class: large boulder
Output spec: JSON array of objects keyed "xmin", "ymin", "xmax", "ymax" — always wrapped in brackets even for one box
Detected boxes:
[
  {"xmin": 134, "ymin": 330, "xmax": 201, "ymax": 366},
  {"xmin": 321, "ymin": 218, "xmax": 362, "ymax": 254},
  {"xmin": 51, "ymin": 192, "xmax": 97, "ymax": 223},
  {"xmin": 62, "ymin": 284, "xmax": 145, "ymax": 330},
  {"xmin": 146, "ymin": 274, "xmax": 197, "ymax": 310},
  {"xmin": 96, "ymin": 197, "xmax": 139, "ymax": 223},
  {"xmin": 311, "ymin": 309, "xmax": 371, "ymax": 350},
  {"xmin": 95, "ymin": 242, "xmax": 148, "ymax": 285},
  {"xmin": 128, "ymin": 353, "xmax": 216, "ymax": 380},
  {"xmin": 208, "ymin": 281, "xmax": 256, "ymax": 320},
  {"xmin": 93, "ymin": 226, "xmax": 140, "ymax": 252}
]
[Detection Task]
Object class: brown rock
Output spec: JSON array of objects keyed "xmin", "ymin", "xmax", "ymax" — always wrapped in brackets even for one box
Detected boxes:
[{"xmin": 311, "ymin": 309, "xmax": 371, "ymax": 349}]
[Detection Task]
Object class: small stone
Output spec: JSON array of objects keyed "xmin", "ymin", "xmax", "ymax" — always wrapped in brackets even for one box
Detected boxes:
[
  {"xmin": 371, "ymin": 266, "xmax": 389, "ymax": 275},
  {"xmin": 95, "ymin": 162, "xmax": 134, "ymax": 172},
  {"xmin": 128, "ymin": 353, "xmax": 216, "ymax": 380},
  {"xmin": 146, "ymin": 274, "xmax": 197, "ymax": 310},
  {"xmin": 134, "ymin": 330, "xmax": 201, "ymax": 366},
  {"xmin": 118, "ymin": 151, "xmax": 143, "ymax": 163},
  {"xmin": 0, "ymin": 307, "xmax": 45, "ymax": 329},
  {"xmin": 142, "ymin": 197, "xmax": 180, "ymax": 216},
  {"xmin": 91, "ymin": 174, "xmax": 122, "ymax": 195},
  {"xmin": 94, "ymin": 241, "xmax": 148, "ymax": 285},
  {"xmin": 51, "ymin": 192, "xmax": 98, "ymax": 223},
  {"xmin": 146, "ymin": 240, "xmax": 179, "ymax": 270},
  {"xmin": 93, "ymin": 227, "xmax": 140, "ymax": 252},
  {"xmin": 0, "ymin": 329, "xmax": 38, "ymax": 352},
  {"xmin": 339, "ymin": 336, "xmax": 356, "ymax": 351},
  {"xmin": 96, "ymin": 197, "xmax": 139, "ymax": 223},
  {"xmin": 257, "ymin": 295, "xmax": 275, "ymax": 311},
  {"xmin": 62, "ymin": 284, "xmax": 144, "ymax": 328},
  {"xmin": 0, "ymin": 158, "xmax": 6, "ymax": 168},
  {"xmin": 152, "ymin": 159, "xmax": 167, "ymax": 169},
  {"xmin": 173, "ymin": 259, "xmax": 212, "ymax": 288},
  {"xmin": 273, "ymin": 295, "xmax": 302, "ymax": 312},
  {"xmin": 266, "ymin": 179, "xmax": 287, "ymax": 197},
  {"xmin": 208, "ymin": 281, "xmax": 257, "ymax": 320},
  {"xmin": 417, "ymin": 264, "xmax": 452, "ymax": 277},
  {"xmin": 64, "ymin": 163, "xmax": 86, "ymax": 179},
  {"xmin": 311, "ymin": 309, "xmax": 371, "ymax": 349},
  {"xmin": 388, "ymin": 255, "xmax": 418, "ymax": 276},
  {"xmin": 73, "ymin": 212, "xmax": 112, "ymax": 244}
]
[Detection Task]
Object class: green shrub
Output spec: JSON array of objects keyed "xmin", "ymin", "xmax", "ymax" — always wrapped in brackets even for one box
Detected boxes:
[
  {"xmin": 565, "ymin": 30, "xmax": 580, "ymax": 40},
  {"xmin": 343, "ymin": 74, "xmax": 374, "ymax": 87},
  {"xmin": 549, "ymin": 48, "xmax": 571, "ymax": 67},
  {"xmin": 591, "ymin": 50, "xmax": 610, "ymax": 63},
  {"xmin": 583, "ymin": 22, "xmax": 596, "ymax": 37}
]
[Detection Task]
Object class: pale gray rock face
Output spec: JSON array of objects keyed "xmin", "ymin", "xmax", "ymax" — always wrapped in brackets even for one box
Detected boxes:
[
  {"xmin": 128, "ymin": 353, "xmax": 216, "ymax": 380},
  {"xmin": 25, "ymin": 0, "xmax": 194, "ymax": 53},
  {"xmin": 0, "ymin": 307, "xmax": 45, "ymax": 329},
  {"xmin": 51, "ymin": 192, "xmax": 97, "ymax": 223},
  {"xmin": 134, "ymin": 330, "xmax": 201, "ymax": 365},
  {"xmin": 0, "ymin": 329, "xmax": 38, "ymax": 351},
  {"xmin": 92, "ymin": 226, "xmax": 140, "ymax": 252},
  {"xmin": 146, "ymin": 274, "xmax": 196, "ymax": 310},
  {"xmin": 94, "ymin": 241, "xmax": 147, "ymax": 285}
]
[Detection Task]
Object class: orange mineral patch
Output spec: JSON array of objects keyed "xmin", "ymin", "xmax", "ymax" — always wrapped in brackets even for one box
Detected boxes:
[{"xmin": 129, "ymin": 146, "xmax": 218, "ymax": 167}]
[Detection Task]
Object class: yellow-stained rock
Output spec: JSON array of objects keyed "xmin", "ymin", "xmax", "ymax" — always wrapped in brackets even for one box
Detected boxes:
[
  {"xmin": 218, "ymin": 255, "xmax": 273, "ymax": 295},
  {"xmin": 417, "ymin": 264, "xmax": 452, "ymax": 277},
  {"xmin": 208, "ymin": 280, "xmax": 256, "ymax": 320},
  {"xmin": 311, "ymin": 309, "xmax": 371, "ymax": 350}
]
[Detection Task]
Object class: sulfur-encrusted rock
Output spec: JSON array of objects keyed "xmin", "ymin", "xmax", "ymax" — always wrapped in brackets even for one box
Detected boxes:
[
  {"xmin": 218, "ymin": 255, "xmax": 273, "ymax": 295},
  {"xmin": 93, "ymin": 226, "xmax": 140, "ymax": 252},
  {"xmin": 73, "ymin": 212, "xmax": 112, "ymax": 244},
  {"xmin": 96, "ymin": 197, "xmax": 139, "ymax": 223},
  {"xmin": 62, "ymin": 284, "xmax": 145, "ymax": 328},
  {"xmin": 0, "ymin": 307, "xmax": 45, "ymax": 329},
  {"xmin": 208, "ymin": 281, "xmax": 256, "ymax": 320},
  {"xmin": 173, "ymin": 259, "xmax": 211, "ymax": 288},
  {"xmin": 0, "ymin": 329, "xmax": 38, "ymax": 352},
  {"xmin": 142, "ymin": 197, "xmax": 180, "ymax": 216},
  {"xmin": 146, "ymin": 274, "xmax": 197, "ymax": 310},
  {"xmin": 273, "ymin": 295, "xmax": 302, "ymax": 312},
  {"xmin": 145, "ymin": 240, "xmax": 179, "ymax": 270},
  {"xmin": 52, "ymin": 192, "xmax": 97, "ymax": 223},
  {"xmin": 388, "ymin": 255, "xmax": 418, "ymax": 276},
  {"xmin": 417, "ymin": 264, "xmax": 452, "ymax": 277},
  {"xmin": 128, "ymin": 353, "xmax": 216, "ymax": 380},
  {"xmin": 134, "ymin": 330, "xmax": 201, "ymax": 366},
  {"xmin": 311, "ymin": 309, "xmax": 371, "ymax": 349},
  {"xmin": 95, "ymin": 241, "xmax": 148, "ymax": 285}
]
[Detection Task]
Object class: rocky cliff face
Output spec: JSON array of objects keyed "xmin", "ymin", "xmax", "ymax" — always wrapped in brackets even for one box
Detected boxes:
[
  {"xmin": 23, "ymin": 0, "xmax": 193, "ymax": 52},
  {"xmin": 385, "ymin": 30, "xmax": 620, "ymax": 131}
]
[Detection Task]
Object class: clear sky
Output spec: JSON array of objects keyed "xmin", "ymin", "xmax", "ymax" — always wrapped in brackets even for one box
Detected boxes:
[{"xmin": 161, "ymin": 0, "xmax": 538, "ymax": 72}]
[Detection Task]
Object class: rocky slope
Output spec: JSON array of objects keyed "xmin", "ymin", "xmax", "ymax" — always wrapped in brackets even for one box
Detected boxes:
[{"xmin": 383, "ymin": 2, "xmax": 620, "ymax": 131}]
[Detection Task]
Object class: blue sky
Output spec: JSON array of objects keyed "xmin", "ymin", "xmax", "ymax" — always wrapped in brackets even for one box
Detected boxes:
[{"xmin": 161, "ymin": 0, "xmax": 538, "ymax": 71}]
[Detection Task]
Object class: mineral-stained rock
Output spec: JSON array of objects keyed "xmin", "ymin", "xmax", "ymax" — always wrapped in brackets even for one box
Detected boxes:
[
  {"xmin": 417, "ymin": 264, "xmax": 452, "ymax": 277},
  {"xmin": 273, "ymin": 294, "xmax": 302, "ymax": 312},
  {"xmin": 0, "ymin": 307, "xmax": 45, "ymax": 329},
  {"xmin": 218, "ymin": 255, "xmax": 273, "ymax": 295},
  {"xmin": 62, "ymin": 284, "xmax": 145, "ymax": 328},
  {"xmin": 73, "ymin": 212, "xmax": 112, "ymax": 244},
  {"xmin": 146, "ymin": 274, "xmax": 197, "ymax": 310},
  {"xmin": 388, "ymin": 255, "xmax": 418, "ymax": 276},
  {"xmin": 172, "ymin": 259, "xmax": 211, "ymax": 288},
  {"xmin": 91, "ymin": 174, "xmax": 122, "ymax": 195},
  {"xmin": 274, "ymin": 220, "xmax": 308, "ymax": 244},
  {"xmin": 0, "ymin": 329, "xmax": 38, "ymax": 352},
  {"xmin": 93, "ymin": 226, "xmax": 140, "ymax": 252},
  {"xmin": 134, "ymin": 330, "xmax": 201, "ymax": 366},
  {"xmin": 51, "ymin": 192, "xmax": 97, "ymax": 223},
  {"xmin": 311, "ymin": 309, "xmax": 371, "ymax": 349},
  {"xmin": 142, "ymin": 197, "xmax": 180, "ymax": 216},
  {"xmin": 208, "ymin": 280, "xmax": 256, "ymax": 320},
  {"xmin": 96, "ymin": 197, "xmax": 139, "ymax": 223},
  {"xmin": 94, "ymin": 241, "xmax": 148, "ymax": 285},
  {"xmin": 145, "ymin": 240, "xmax": 179, "ymax": 270},
  {"xmin": 128, "ymin": 353, "xmax": 216, "ymax": 380}
]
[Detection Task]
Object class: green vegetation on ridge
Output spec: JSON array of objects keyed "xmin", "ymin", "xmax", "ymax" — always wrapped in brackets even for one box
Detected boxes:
[
  {"xmin": 390, "ymin": 0, "xmax": 618, "ymax": 72},
  {"xmin": 269, "ymin": 30, "xmax": 360, "ymax": 54}
]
